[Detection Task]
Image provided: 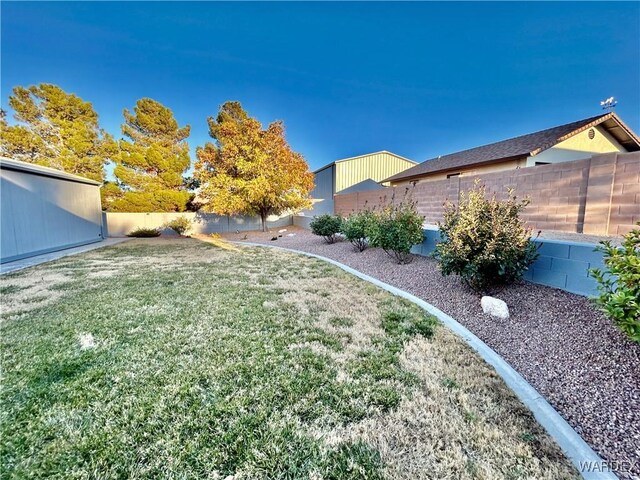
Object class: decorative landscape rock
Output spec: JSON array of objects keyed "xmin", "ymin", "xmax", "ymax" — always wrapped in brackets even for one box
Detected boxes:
[{"xmin": 481, "ymin": 296, "xmax": 510, "ymax": 319}]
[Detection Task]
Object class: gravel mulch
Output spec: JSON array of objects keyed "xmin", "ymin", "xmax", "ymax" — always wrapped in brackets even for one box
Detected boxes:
[{"xmin": 222, "ymin": 226, "xmax": 640, "ymax": 480}]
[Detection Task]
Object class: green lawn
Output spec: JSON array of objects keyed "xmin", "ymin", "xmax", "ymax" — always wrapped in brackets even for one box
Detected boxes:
[{"xmin": 0, "ymin": 238, "xmax": 578, "ymax": 479}]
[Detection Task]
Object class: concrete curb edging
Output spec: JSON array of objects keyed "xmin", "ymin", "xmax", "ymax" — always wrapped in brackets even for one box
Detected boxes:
[{"xmin": 238, "ymin": 241, "xmax": 616, "ymax": 480}]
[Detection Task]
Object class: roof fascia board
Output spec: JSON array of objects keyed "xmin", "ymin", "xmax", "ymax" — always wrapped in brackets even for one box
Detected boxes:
[
  {"xmin": 530, "ymin": 113, "xmax": 613, "ymax": 157},
  {"xmin": 607, "ymin": 113, "xmax": 640, "ymax": 147},
  {"xmin": 385, "ymin": 155, "xmax": 527, "ymax": 183},
  {"xmin": 312, "ymin": 163, "xmax": 335, "ymax": 174},
  {"xmin": 334, "ymin": 150, "xmax": 417, "ymax": 165},
  {"xmin": 0, "ymin": 157, "xmax": 101, "ymax": 186}
]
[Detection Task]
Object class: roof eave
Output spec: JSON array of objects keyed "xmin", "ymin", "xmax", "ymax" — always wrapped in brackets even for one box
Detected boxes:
[
  {"xmin": 334, "ymin": 150, "xmax": 417, "ymax": 166},
  {"xmin": 0, "ymin": 157, "xmax": 102, "ymax": 186},
  {"xmin": 605, "ymin": 113, "xmax": 640, "ymax": 151},
  {"xmin": 530, "ymin": 112, "xmax": 640, "ymax": 156},
  {"xmin": 384, "ymin": 155, "xmax": 527, "ymax": 183}
]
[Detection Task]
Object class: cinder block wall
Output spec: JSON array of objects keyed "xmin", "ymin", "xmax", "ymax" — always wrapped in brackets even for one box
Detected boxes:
[
  {"xmin": 293, "ymin": 215, "xmax": 314, "ymax": 229},
  {"xmin": 335, "ymin": 152, "xmax": 640, "ymax": 236},
  {"xmin": 103, "ymin": 212, "xmax": 293, "ymax": 237},
  {"xmin": 413, "ymin": 229, "xmax": 604, "ymax": 297}
]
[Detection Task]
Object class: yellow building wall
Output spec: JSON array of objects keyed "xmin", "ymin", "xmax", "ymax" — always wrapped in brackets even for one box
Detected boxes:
[
  {"xmin": 335, "ymin": 152, "xmax": 415, "ymax": 192},
  {"xmin": 526, "ymin": 125, "xmax": 624, "ymax": 166}
]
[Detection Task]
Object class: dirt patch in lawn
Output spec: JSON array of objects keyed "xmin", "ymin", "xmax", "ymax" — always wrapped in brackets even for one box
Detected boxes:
[
  {"xmin": 325, "ymin": 330, "xmax": 574, "ymax": 480},
  {"xmin": 0, "ymin": 270, "xmax": 72, "ymax": 316}
]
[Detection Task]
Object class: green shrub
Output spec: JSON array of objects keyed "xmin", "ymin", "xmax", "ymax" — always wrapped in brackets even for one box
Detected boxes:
[
  {"xmin": 164, "ymin": 216, "xmax": 192, "ymax": 236},
  {"xmin": 589, "ymin": 224, "xmax": 640, "ymax": 342},
  {"xmin": 341, "ymin": 210, "xmax": 376, "ymax": 252},
  {"xmin": 433, "ymin": 181, "xmax": 538, "ymax": 293},
  {"xmin": 310, "ymin": 214, "xmax": 343, "ymax": 244},
  {"xmin": 369, "ymin": 194, "xmax": 424, "ymax": 264},
  {"xmin": 127, "ymin": 227, "xmax": 161, "ymax": 238}
]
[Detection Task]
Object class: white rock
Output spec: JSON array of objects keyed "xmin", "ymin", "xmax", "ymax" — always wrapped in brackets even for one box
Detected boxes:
[
  {"xmin": 79, "ymin": 333, "xmax": 96, "ymax": 350},
  {"xmin": 481, "ymin": 296, "xmax": 510, "ymax": 319},
  {"xmin": 278, "ymin": 229, "xmax": 287, "ymax": 233}
]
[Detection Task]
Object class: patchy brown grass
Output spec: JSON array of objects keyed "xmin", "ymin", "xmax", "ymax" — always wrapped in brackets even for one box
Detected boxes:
[
  {"xmin": 324, "ymin": 329, "xmax": 576, "ymax": 479},
  {"xmin": 1, "ymin": 237, "xmax": 579, "ymax": 479}
]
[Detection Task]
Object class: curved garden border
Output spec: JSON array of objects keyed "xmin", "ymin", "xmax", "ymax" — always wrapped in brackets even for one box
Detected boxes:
[{"xmin": 240, "ymin": 241, "xmax": 615, "ymax": 480}]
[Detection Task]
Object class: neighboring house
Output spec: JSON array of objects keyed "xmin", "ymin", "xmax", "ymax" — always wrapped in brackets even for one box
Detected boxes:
[
  {"xmin": 385, "ymin": 112, "xmax": 640, "ymax": 186},
  {"xmin": 302, "ymin": 151, "xmax": 416, "ymax": 215},
  {"xmin": 1, "ymin": 157, "xmax": 104, "ymax": 263}
]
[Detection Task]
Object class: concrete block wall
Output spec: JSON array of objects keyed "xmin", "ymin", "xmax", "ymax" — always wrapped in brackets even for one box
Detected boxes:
[
  {"xmin": 335, "ymin": 152, "xmax": 640, "ymax": 236},
  {"xmin": 609, "ymin": 153, "xmax": 640, "ymax": 235},
  {"xmin": 103, "ymin": 212, "xmax": 293, "ymax": 237},
  {"xmin": 290, "ymin": 216, "xmax": 605, "ymax": 297},
  {"xmin": 293, "ymin": 215, "xmax": 314, "ymax": 229},
  {"xmin": 413, "ymin": 229, "xmax": 604, "ymax": 297},
  {"xmin": 526, "ymin": 240, "xmax": 606, "ymax": 295}
]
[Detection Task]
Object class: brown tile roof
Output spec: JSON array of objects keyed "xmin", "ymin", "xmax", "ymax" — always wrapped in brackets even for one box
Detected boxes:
[{"xmin": 385, "ymin": 112, "xmax": 640, "ymax": 183}]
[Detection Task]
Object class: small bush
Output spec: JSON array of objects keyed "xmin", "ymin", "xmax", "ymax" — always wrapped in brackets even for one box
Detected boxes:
[
  {"xmin": 433, "ymin": 180, "xmax": 538, "ymax": 293},
  {"xmin": 341, "ymin": 210, "xmax": 376, "ymax": 252},
  {"xmin": 369, "ymin": 193, "xmax": 424, "ymax": 264},
  {"xmin": 127, "ymin": 227, "xmax": 160, "ymax": 238},
  {"xmin": 310, "ymin": 214, "xmax": 343, "ymax": 244},
  {"xmin": 164, "ymin": 216, "xmax": 192, "ymax": 236},
  {"xmin": 589, "ymin": 224, "xmax": 640, "ymax": 342}
]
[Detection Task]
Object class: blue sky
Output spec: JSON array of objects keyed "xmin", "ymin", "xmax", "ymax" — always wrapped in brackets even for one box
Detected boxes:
[{"xmin": 2, "ymin": 2, "xmax": 639, "ymax": 174}]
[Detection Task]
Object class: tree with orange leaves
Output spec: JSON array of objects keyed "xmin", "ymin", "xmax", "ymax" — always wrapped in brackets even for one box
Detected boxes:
[{"xmin": 195, "ymin": 102, "xmax": 313, "ymax": 231}]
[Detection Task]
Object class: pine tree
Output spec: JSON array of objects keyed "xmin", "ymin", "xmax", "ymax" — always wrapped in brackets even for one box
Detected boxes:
[
  {"xmin": 0, "ymin": 84, "xmax": 114, "ymax": 182},
  {"xmin": 195, "ymin": 101, "xmax": 313, "ymax": 231},
  {"xmin": 107, "ymin": 98, "xmax": 191, "ymax": 212}
]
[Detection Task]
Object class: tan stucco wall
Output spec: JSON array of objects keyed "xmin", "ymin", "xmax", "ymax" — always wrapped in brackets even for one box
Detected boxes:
[
  {"xmin": 390, "ymin": 158, "xmax": 527, "ymax": 187},
  {"xmin": 335, "ymin": 152, "xmax": 415, "ymax": 192},
  {"xmin": 526, "ymin": 125, "xmax": 624, "ymax": 166}
]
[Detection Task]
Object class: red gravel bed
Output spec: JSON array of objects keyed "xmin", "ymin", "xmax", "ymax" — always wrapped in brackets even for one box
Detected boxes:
[{"xmin": 223, "ymin": 227, "xmax": 640, "ymax": 479}]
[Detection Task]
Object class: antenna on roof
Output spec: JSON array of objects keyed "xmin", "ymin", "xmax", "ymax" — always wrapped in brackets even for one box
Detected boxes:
[{"xmin": 600, "ymin": 96, "xmax": 617, "ymax": 111}]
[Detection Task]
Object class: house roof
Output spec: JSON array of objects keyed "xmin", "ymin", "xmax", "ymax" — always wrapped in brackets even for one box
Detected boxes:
[
  {"xmin": 313, "ymin": 150, "xmax": 416, "ymax": 174},
  {"xmin": 385, "ymin": 112, "xmax": 640, "ymax": 183}
]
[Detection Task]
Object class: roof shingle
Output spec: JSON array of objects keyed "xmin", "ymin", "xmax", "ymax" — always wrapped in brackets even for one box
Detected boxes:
[{"xmin": 386, "ymin": 113, "xmax": 639, "ymax": 182}]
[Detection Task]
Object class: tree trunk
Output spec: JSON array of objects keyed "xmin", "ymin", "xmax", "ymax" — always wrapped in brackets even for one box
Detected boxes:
[{"xmin": 260, "ymin": 210, "xmax": 267, "ymax": 232}]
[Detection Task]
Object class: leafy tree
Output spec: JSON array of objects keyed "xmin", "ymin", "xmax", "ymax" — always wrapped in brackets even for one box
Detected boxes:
[
  {"xmin": 194, "ymin": 101, "xmax": 313, "ymax": 231},
  {"xmin": 0, "ymin": 84, "xmax": 115, "ymax": 182},
  {"xmin": 106, "ymin": 98, "xmax": 191, "ymax": 212},
  {"xmin": 100, "ymin": 181, "xmax": 125, "ymax": 210}
]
